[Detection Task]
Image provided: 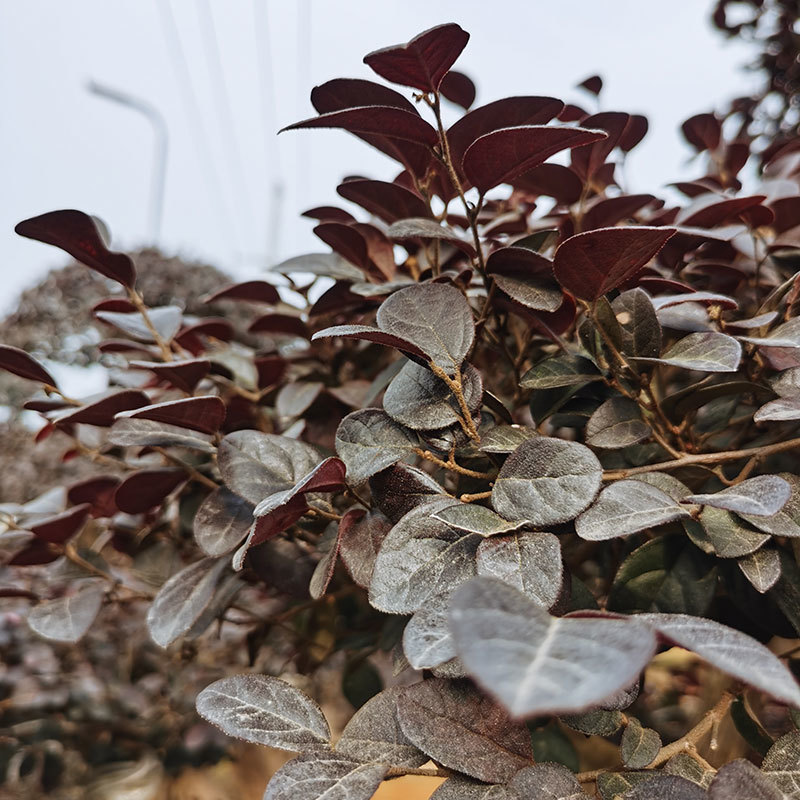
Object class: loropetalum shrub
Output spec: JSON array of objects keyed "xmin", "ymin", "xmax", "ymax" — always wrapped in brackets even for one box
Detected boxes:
[{"xmin": 6, "ymin": 21, "xmax": 800, "ymax": 799}]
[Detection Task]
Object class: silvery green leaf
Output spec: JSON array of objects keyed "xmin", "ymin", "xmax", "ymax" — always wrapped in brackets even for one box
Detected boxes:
[
  {"xmin": 432, "ymin": 504, "xmax": 527, "ymax": 536},
  {"xmin": 762, "ymin": 732, "xmax": 800, "ymax": 799},
  {"xmin": 699, "ymin": 506, "xmax": 769, "ymax": 558},
  {"xmin": 335, "ymin": 686, "xmax": 428, "ymax": 768},
  {"xmin": 217, "ymin": 430, "xmax": 320, "ymax": 505},
  {"xmin": 620, "ymin": 718, "xmax": 662, "ymax": 768},
  {"xmin": 369, "ymin": 498, "xmax": 480, "ymax": 614},
  {"xmin": 686, "ymin": 475, "xmax": 790, "ymax": 517},
  {"xmin": 276, "ymin": 382, "xmax": 324, "ymax": 419},
  {"xmin": 754, "ymin": 397, "xmax": 800, "ymax": 422},
  {"xmin": 108, "ymin": 418, "xmax": 216, "ymax": 452},
  {"xmin": 194, "ymin": 488, "xmax": 254, "ymax": 556},
  {"xmin": 272, "ymin": 252, "xmax": 365, "ymax": 282},
  {"xmin": 508, "ymin": 763, "xmax": 585, "ymax": 799},
  {"xmin": 520, "ymin": 354, "xmax": 602, "ymax": 389},
  {"xmin": 741, "ymin": 473, "xmax": 800, "ymax": 537},
  {"xmin": 738, "ymin": 548, "xmax": 781, "ymax": 593},
  {"xmin": 430, "ymin": 777, "xmax": 516, "ymax": 800},
  {"xmin": 196, "ymin": 674, "xmax": 331, "ymax": 751},
  {"xmin": 632, "ymin": 471, "xmax": 691, "ymax": 501},
  {"xmin": 396, "ymin": 678, "xmax": 534, "ymax": 784},
  {"xmin": 27, "ymin": 580, "xmax": 104, "ymax": 642},
  {"xmin": 621, "ymin": 774, "xmax": 708, "ymax": 799},
  {"xmin": 772, "ymin": 367, "xmax": 800, "ymax": 397},
  {"xmin": 576, "ymin": 480, "xmax": 690, "ymax": 541},
  {"xmin": 612, "ymin": 288, "xmax": 661, "ymax": 359},
  {"xmin": 738, "ymin": 316, "xmax": 800, "ymax": 348},
  {"xmin": 493, "ymin": 273, "xmax": 563, "ymax": 311},
  {"xmin": 96, "ymin": 305, "xmax": 182, "ymax": 343},
  {"xmin": 640, "ymin": 613, "xmax": 800, "ymax": 707},
  {"xmin": 264, "ymin": 752, "xmax": 387, "ymax": 800},
  {"xmin": 403, "ymin": 590, "xmax": 457, "ymax": 669},
  {"xmin": 146, "ymin": 557, "xmax": 228, "ymax": 647},
  {"xmin": 664, "ymin": 753, "xmax": 714, "ymax": 788},
  {"xmin": 634, "ymin": 332, "xmax": 741, "ymax": 372},
  {"xmin": 586, "ymin": 397, "xmax": 651, "ymax": 449},
  {"xmin": 492, "ymin": 437, "xmax": 602, "ymax": 527},
  {"xmin": 476, "ymin": 531, "xmax": 563, "ymax": 609},
  {"xmin": 376, "ymin": 283, "xmax": 475, "ymax": 376},
  {"xmin": 450, "ymin": 577, "xmax": 657, "ymax": 717},
  {"xmin": 335, "ymin": 409, "xmax": 420, "ymax": 486},
  {"xmin": 383, "ymin": 360, "xmax": 482, "ymax": 430},
  {"xmin": 562, "ymin": 709, "xmax": 625, "ymax": 736},
  {"xmin": 479, "ymin": 425, "xmax": 538, "ymax": 454},
  {"xmin": 708, "ymin": 759, "xmax": 782, "ymax": 800}
]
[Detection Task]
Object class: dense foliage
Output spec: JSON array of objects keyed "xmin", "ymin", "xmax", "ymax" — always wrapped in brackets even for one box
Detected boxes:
[{"xmin": 5, "ymin": 20, "xmax": 800, "ymax": 800}]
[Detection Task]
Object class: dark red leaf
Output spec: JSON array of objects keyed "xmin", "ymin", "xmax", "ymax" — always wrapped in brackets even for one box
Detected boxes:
[
  {"xmin": 175, "ymin": 318, "xmax": 235, "ymax": 355},
  {"xmin": 0, "ymin": 345, "xmax": 57, "ymax": 387},
  {"xmin": 301, "ymin": 206, "xmax": 356, "ymax": 223},
  {"xmin": 582, "ymin": 194, "xmax": 657, "ymax": 231},
  {"xmin": 578, "ymin": 75, "xmax": 603, "ymax": 96},
  {"xmin": 54, "ymin": 390, "xmax": 150, "ymax": 428},
  {"xmin": 510, "ymin": 164, "xmax": 583, "ymax": 205},
  {"xmin": 67, "ymin": 476, "xmax": 120, "ymax": 518},
  {"xmin": 351, "ymin": 222, "xmax": 396, "ymax": 280},
  {"xmin": 558, "ymin": 104, "xmax": 589, "ymax": 122},
  {"xmin": 0, "ymin": 588, "xmax": 38, "ymax": 600},
  {"xmin": 254, "ymin": 356, "xmax": 287, "ymax": 390},
  {"xmin": 439, "ymin": 70, "xmax": 476, "ymax": 109},
  {"xmin": 35, "ymin": 423, "xmax": 55, "ymax": 443},
  {"xmin": 128, "ymin": 359, "xmax": 211, "ymax": 394},
  {"xmin": 114, "ymin": 469, "xmax": 187, "ymax": 514},
  {"xmin": 337, "ymin": 179, "xmax": 430, "ymax": 223},
  {"xmin": 281, "ymin": 106, "xmax": 438, "ymax": 147},
  {"xmin": 15, "ymin": 210, "xmax": 136, "ymax": 287},
  {"xmin": 92, "ymin": 298, "xmax": 137, "ymax": 314},
  {"xmin": 570, "ymin": 112, "xmax": 630, "ymax": 180},
  {"xmin": 682, "ymin": 113, "xmax": 721, "ymax": 152},
  {"xmin": 770, "ymin": 196, "xmax": 800, "ymax": 233},
  {"xmin": 205, "ymin": 281, "xmax": 281, "ymax": 305},
  {"xmin": 308, "ymin": 281, "xmax": 369, "ymax": 317},
  {"xmin": 554, "ymin": 226, "xmax": 677, "ymax": 301},
  {"xmin": 677, "ymin": 194, "xmax": 767, "ymax": 228},
  {"xmin": 463, "ymin": 126, "xmax": 607, "ymax": 194},
  {"xmin": 363, "ymin": 23, "xmax": 469, "ymax": 92},
  {"xmin": 118, "ymin": 396, "xmax": 226, "ymax": 435},
  {"xmin": 30, "ymin": 504, "xmax": 91, "ymax": 544},
  {"xmin": 23, "ymin": 398, "xmax": 70, "ymax": 413},
  {"xmin": 245, "ymin": 494, "xmax": 309, "ymax": 551},
  {"xmin": 447, "ymin": 97, "xmax": 565, "ymax": 176},
  {"xmin": 314, "ymin": 222, "xmax": 369, "ymax": 270},
  {"xmin": 8, "ymin": 540, "xmax": 59, "ymax": 566},
  {"xmin": 618, "ymin": 114, "xmax": 649, "ymax": 152},
  {"xmin": 311, "ymin": 78, "xmax": 418, "ymax": 114},
  {"xmin": 249, "ymin": 314, "xmax": 310, "ymax": 340},
  {"xmin": 311, "ymin": 324, "xmax": 428, "ymax": 365},
  {"xmin": 97, "ymin": 339, "xmax": 157, "ymax": 356},
  {"xmin": 486, "ymin": 247, "xmax": 554, "ymax": 278}
]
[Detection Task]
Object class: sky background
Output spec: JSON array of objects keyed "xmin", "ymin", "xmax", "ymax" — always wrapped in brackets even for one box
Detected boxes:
[{"xmin": 1, "ymin": 1, "xmax": 761, "ymax": 316}]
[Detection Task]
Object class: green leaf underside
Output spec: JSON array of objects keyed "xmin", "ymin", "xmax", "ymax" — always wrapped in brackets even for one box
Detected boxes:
[
  {"xmin": 634, "ymin": 332, "xmax": 742, "ymax": 372},
  {"xmin": 264, "ymin": 753, "xmax": 388, "ymax": 800}
]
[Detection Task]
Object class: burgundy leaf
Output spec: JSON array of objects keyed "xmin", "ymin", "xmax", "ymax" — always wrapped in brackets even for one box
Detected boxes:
[
  {"xmin": 23, "ymin": 398, "xmax": 71, "ymax": 413},
  {"xmin": 311, "ymin": 77, "xmax": 419, "ymax": 114},
  {"xmin": 92, "ymin": 298, "xmax": 136, "ymax": 313},
  {"xmin": 67, "ymin": 476, "xmax": 120, "ymax": 518},
  {"xmin": 312, "ymin": 324, "xmax": 428, "ymax": 363},
  {"xmin": 30, "ymin": 504, "xmax": 91, "ymax": 544},
  {"xmin": 554, "ymin": 226, "xmax": 677, "ymax": 301},
  {"xmin": 205, "ymin": 281, "xmax": 280, "ymax": 305},
  {"xmin": 114, "ymin": 469, "xmax": 187, "ymax": 514},
  {"xmin": 510, "ymin": 163, "xmax": 583, "ymax": 205},
  {"xmin": 582, "ymin": 194, "xmax": 657, "ymax": 231},
  {"xmin": 486, "ymin": 246, "xmax": 554, "ymax": 278},
  {"xmin": 254, "ymin": 356, "xmax": 287, "ymax": 389},
  {"xmin": 337, "ymin": 179, "xmax": 430, "ymax": 223},
  {"xmin": 619, "ymin": 114, "xmax": 649, "ymax": 152},
  {"xmin": 249, "ymin": 313, "xmax": 310, "ymax": 340},
  {"xmin": 97, "ymin": 339, "xmax": 157, "ymax": 356},
  {"xmin": 8, "ymin": 540, "xmax": 59, "ymax": 566},
  {"xmin": 439, "ymin": 70, "xmax": 476, "ymax": 109},
  {"xmin": 578, "ymin": 74, "xmax": 603, "ymax": 96},
  {"xmin": 281, "ymin": 106, "xmax": 438, "ymax": 147},
  {"xmin": 313, "ymin": 222, "xmax": 370, "ymax": 270},
  {"xmin": 176, "ymin": 318, "xmax": 235, "ymax": 355},
  {"xmin": 301, "ymin": 206, "xmax": 356, "ymax": 223},
  {"xmin": 53, "ymin": 389, "xmax": 150, "ymax": 428},
  {"xmin": 558, "ymin": 103, "xmax": 589, "ymax": 122},
  {"xmin": 15, "ymin": 209, "xmax": 136, "ymax": 287},
  {"xmin": 0, "ymin": 345, "xmax": 57, "ymax": 387},
  {"xmin": 570, "ymin": 111, "xmax": 630, "ymax": 180},
  {"xmin": 682, "ymin": 113, "xmax": 722, "ymax": 152},
  {"xmin": 128, "ymin": 358, "xmax": 210, "ymax": 394},
  {"xmin": 447, "ymin": 97, "xmax": 565, "ymax": 175},
  {"xmin": 117, "ymin": 396, "xmax": 226, "ymax": 435},
  {"xmin": 463, "ymin": 126, "xmax": 607, "ymax": 194},
  {"xmin": 363, "ymin": 23, "xmax": 469, "ymax": 92},
  {"xmin": 677, "ymin": 194, "xmax": 767, "ymax": 228},
  {"xmin": 233, "ymin": 495, "xmax": 309, "ymax": 570}
]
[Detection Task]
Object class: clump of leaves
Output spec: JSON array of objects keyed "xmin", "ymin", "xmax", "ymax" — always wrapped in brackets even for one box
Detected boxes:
[{"xmin": 5, "ymin": 20, "xmax": 800, "ymax": 800}]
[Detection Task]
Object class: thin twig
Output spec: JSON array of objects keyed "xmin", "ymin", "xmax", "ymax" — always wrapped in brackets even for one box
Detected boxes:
[{"xmin": 414, "ymin": 447, "xmax": 494, "ymax": 480}]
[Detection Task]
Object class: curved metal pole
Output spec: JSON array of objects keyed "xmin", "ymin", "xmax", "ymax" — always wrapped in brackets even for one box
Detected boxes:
[{"xmin": 87, "ymin": 80, "xmax": 168, "ymax": 242}]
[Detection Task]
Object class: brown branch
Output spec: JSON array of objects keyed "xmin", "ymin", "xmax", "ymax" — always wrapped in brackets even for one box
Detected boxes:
[
  {"xmin": 126, "ymin": 286, "xmax": 173, "ymax": 362},
  {"xmin": 414, "ymin": 447, "xmax": 494, "ymax": 480}
]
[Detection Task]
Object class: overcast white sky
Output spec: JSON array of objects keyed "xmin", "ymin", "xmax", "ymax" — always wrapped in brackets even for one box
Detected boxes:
[{"xmin": 1, "ymin": 1, "xmax": 760, "ymax": 315}]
